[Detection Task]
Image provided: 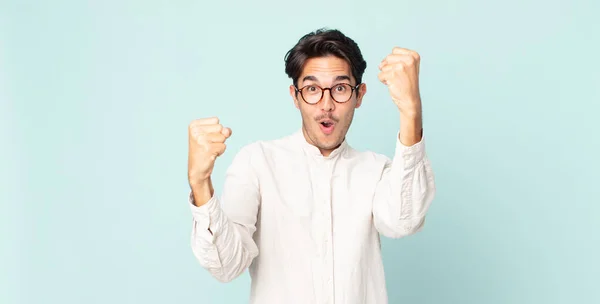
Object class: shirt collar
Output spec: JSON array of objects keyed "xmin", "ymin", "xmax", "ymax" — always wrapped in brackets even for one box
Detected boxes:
[{"xmin": 291, "ymin": 128, "xmax": 348, "ymax": 159}]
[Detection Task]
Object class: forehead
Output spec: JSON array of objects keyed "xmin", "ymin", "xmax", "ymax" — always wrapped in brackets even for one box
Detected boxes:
[{"xmin": 299, "ymin": 56, "xmax": 352, "ymax": 83}]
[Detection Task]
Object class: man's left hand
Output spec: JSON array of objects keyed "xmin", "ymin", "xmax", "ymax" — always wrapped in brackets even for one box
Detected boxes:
[
  {"xmin": 378, "ymin": 47, "xmax": 422, "ymax": 118},
  {"xmin": 378, "ymin": 47, "xmax": 423, "ymax": 146}
]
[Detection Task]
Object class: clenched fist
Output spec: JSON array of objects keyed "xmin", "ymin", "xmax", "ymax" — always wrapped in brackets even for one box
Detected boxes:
[
  {"xmin": 188, "ymin": 117, "xmax": 232, "ymax": 186},
  {"xmin": 378, "ymin": 47, "xmax": 422, "ymax": 117}
]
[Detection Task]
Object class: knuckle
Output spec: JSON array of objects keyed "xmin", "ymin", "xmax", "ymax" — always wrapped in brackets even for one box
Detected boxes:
[
  {"xmin": 210, "ymin": 143, "xmax": 225, "ymax": 156},
  {"xmin": 199, "ymin": 134, "xmax": 211, "ymax": 143},
  {"xmin": 208, "ymin": 117, "xmax": 219, "ymax": 124},
  {"xmin": 211, "ymin": 133, "xmax": 226, "ymax": 143},
  {"xmin": 196, "ymin": 136, "xmax": 207, "ymax": 146},
  {"xmin": 205, "ymin": 142, "xmax": 213, "ymax": 152}
]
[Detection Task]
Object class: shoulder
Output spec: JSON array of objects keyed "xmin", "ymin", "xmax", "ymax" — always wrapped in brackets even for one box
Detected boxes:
[
  {"xmin": 343, "ymin": 145, "xmax": 392, "ymax": 171},
  {"xmin": 345, "ymin": 143, "xmax": 391, "ymax": 162},
  {"xmin": 231, "ymin": 132, "xmax": 299, "ymax": 161}
]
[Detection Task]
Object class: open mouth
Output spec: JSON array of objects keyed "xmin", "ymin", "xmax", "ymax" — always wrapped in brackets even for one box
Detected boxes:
[{"xmin": 319, "ymin": 120, "xmax": 335, "ymax": 135}]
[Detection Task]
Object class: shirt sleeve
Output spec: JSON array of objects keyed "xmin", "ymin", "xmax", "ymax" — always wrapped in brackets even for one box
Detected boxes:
[
  {"xmin": 372, "ymin": 132, "xmax": 436, "ymax": 238},
  {"xmin": 189, "ymin": 145, "xmax": 261, "ymax": 282}
]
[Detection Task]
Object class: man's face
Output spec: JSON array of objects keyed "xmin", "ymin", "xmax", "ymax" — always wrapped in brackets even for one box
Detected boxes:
[{"xmin": 289, "ymin": 56, "xmax": 367, "ymax": 156}]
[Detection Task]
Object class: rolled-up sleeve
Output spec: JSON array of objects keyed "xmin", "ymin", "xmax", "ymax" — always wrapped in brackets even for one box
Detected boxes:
[
  {"xmin": 372, "ymin": 132, "xmax": 436, "ymax": 238},
  {"xmin": 189, "ymin": 145, "xmax": 261, "ymax": 282}
]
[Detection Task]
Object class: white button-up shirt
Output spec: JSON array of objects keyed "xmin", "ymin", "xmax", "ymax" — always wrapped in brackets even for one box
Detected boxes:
[{"xmin": 189, "ymin": 129, "xmax": 436, "ymax": 304}]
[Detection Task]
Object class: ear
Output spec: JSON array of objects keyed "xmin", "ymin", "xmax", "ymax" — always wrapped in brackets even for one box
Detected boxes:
[
  {"xmin": 290, "ymin": 85, "xmax": 300, "ymax": 109},
  {"xmin": 355, "ymin": 83, "xmax": 367, "ymax": 109}
]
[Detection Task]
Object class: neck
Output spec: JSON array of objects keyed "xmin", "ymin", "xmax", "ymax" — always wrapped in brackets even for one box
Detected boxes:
[{"xmin": 320, "ymin": 148, "xmax": 334, "ymax": 157}]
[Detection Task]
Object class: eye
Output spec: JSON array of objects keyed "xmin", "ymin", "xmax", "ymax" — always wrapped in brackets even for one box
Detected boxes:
[
  {"xmin": 303, "ymin": 85, "xmax": 321, "ymax": 95},
  {"xmin": 334, "ymin": 84, "xmax": 348, "ymax": 92}
]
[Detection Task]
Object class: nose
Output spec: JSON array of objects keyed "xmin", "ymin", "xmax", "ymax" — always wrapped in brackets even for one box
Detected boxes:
[{"xmin": 320, "ymin": 89, "xmax": 335, "ymax": 112}]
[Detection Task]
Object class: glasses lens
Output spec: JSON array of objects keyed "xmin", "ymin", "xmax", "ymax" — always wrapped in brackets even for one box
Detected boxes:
[
  {"xmin": 301, "ymin": 85, "xmax": 322, "ymax": 104},
  {"xmin": 331, "ymin": 84, "xmax": 352, "ymax": 102}
]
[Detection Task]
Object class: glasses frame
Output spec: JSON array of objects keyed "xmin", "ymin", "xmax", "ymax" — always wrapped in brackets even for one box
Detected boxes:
[{"xmin": 294, "ymin": 83, "xmax": 362, "ymax": 105}]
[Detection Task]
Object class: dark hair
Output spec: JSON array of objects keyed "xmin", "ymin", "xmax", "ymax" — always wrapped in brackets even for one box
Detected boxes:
[{"xmin": 284, "ymin": 28, "xmax": 367, "ymax": 87}]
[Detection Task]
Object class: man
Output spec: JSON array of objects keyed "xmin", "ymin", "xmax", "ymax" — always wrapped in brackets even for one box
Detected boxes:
[{"xmin": 187, "ymin": 28, "xmax": 436, "ymax": 304}]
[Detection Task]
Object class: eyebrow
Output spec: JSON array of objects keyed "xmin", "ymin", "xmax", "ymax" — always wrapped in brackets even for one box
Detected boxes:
[{"xmin": 302, "ymin": 75, "xmax": 352, "ymax": 84}]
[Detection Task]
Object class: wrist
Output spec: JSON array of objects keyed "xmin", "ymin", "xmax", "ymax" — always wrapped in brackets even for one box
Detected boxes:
[
  {"xmin": 397, "ymin": 99, "xmax": 421, "ymax": 118},
  {"xmin": 399, "ymin": 111, "xmax": 423, "ymax": 146},
  {"xmin": 190, "ymin": 178, "xmax": 214, "ymax": 207}
]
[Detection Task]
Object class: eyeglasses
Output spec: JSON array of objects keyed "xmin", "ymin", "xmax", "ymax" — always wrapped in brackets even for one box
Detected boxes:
[{"xmin": 294, "ymin": 83, "xmax": 361, "ymax": 105}]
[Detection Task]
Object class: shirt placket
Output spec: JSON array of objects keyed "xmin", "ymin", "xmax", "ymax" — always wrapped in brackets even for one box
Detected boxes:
[{"xmin": 321, "ymin": 157, "xmax": 336, "ymax": 304}]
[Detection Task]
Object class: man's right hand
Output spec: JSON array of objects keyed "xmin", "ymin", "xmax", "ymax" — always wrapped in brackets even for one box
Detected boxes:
[{"xmin": 188, "ymin": 117, "xmax": 232, "ymax": 206}]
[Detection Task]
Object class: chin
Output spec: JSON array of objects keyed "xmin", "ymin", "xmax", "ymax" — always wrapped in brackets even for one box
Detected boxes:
[{"xmin": 317, "ymin": 134, "xmax": 343, "ymax": 149}]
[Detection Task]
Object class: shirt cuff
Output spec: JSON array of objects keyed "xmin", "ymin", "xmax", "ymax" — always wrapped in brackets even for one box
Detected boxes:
[
  {"xmin": 395, "ymin": 131, "xmax": 426, "ymax": 169},
  {"xmin": 189, "ymin": 191, "xmax": 222, "ymax": 244}
]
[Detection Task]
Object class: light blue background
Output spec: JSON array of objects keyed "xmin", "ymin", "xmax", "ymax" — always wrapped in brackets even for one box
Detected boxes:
[{"xmin": 2, "ymin": 0, "xmax": 599, "ymax": 303}]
